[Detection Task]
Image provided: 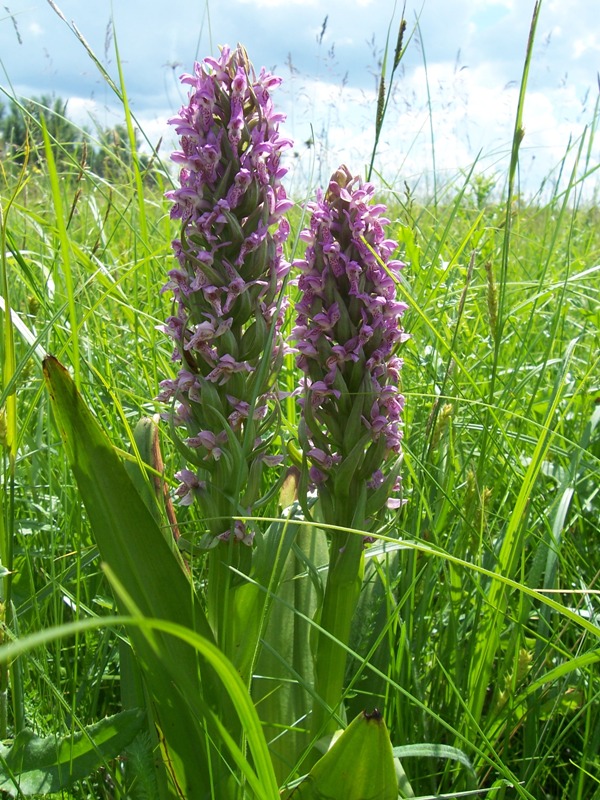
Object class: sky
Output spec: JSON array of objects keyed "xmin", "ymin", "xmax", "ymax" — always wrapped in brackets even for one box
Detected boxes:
[{"xmin": 2, "ymin": 0, "xmax": 599, "ymax": 198}]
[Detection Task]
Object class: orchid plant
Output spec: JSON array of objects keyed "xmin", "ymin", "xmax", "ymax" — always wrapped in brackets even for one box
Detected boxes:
[
  {"xmin": 291, "ymin": 164, "xmax": 408, "ymax": 748},
  {"xmin": 41, "ymin": 43, "xmax": 409, "ymax": 800}
]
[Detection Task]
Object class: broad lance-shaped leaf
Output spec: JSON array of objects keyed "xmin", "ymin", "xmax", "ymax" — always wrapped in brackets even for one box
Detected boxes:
[
  {"xmin": 252, "ymin": 517, "xmax": 329, "ymax": 784},
  {"xmin": 42, "ymin": 356, "xmax": 239, "ymax": 798},
  {"xmin": 122, "ymin": 415, "xmax": 188, "ymax": 797},
  {"xmin": 0, "ymin": 709, "xmax": 144, "ymax": 797},
  {"xmin": 284, "ymin": 710, "xmax": 397, "ymax": 800}
]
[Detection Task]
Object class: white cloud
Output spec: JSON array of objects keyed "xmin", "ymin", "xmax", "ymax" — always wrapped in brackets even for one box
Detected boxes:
[
  {"xmin": 277, "ymin": 23, "xmax": 599, "ymax": 199},
  {"xmin": 66, "ymin": 96, "xmax": 100, "ymax": 118},
  {"xmin": 572, "ymin": 33, "xmax": 600, "ymax": 60},
  {"xmin": 235, "ymin": 0, "xmax": 319, "ymax": 5},
  {"xmin": 2, "ymin": 0, "xmax": 598, "ymax": 197}
]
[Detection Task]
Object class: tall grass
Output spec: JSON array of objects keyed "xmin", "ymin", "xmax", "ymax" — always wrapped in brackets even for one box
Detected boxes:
[{"xmin": 1, "ymin": 4, "xmax": 599, "ymax": 798}]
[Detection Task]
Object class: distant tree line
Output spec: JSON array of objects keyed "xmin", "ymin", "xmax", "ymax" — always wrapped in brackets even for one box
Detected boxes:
[{"xmin": 0, "ymin": 94, "xmax": 161, "ymax": 182}]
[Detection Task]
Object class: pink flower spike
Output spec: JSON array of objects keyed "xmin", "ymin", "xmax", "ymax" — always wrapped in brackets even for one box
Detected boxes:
[
  {"xmin": 159, "ymin": 44, "xmax": 291, "ymax": 540},
  {"xmin": 292, "ymin": 163, "xmax": 408, "ymax": 530}
]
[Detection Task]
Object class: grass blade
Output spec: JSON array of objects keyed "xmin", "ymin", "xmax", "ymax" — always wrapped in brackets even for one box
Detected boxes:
[{"xmin": 40, "ymin": 116, "xmax": 80, "ymax": 386}]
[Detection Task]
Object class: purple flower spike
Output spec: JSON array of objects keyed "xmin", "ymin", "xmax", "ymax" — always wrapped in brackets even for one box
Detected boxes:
[
  {"xmin": 292, "ymin": 165, "xmax": 407, "ymax": 527},
  {"xmin": 160, "ymin": 44, "xmax": 292, "ymax": 543}
]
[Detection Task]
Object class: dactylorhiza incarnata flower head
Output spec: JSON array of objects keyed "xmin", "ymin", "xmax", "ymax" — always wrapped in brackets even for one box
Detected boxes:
[
  {"xmin": 292, "ymin": 165, "xmax": 409, "ymax": 531},
  {"xmin": 158, "ymin": 44, "xmax": 293, "ymax": 545}
]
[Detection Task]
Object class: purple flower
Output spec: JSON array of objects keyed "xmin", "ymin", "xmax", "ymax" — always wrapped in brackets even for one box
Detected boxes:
[
  {"xmin": 160, "ymin": 45, "xmax": 292, "ymax": 542},
  {"xmin": 174, "ymin": 469, "xmax": 206, "ymax": 506},
  {"xmin": 292, "ymin": 165, "xmax": 407, "ymax": 527}
]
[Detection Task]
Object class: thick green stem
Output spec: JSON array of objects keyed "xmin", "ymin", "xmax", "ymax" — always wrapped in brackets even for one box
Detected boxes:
[
  {"xmin": 207, "ymin": 545, "xmax": 236, "ymax": 660},
  {"xmin": 310, "ymin": 528, "xmax": 364, "ymax": 752},
  {"xmin": 207, "ymin": 533, "xmax": 255, "ymax": 686}
]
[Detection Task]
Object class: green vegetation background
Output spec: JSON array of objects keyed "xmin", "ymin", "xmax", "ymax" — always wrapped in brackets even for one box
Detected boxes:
[{"xmin": 1, "ymin": 17, "xmax": 599, "ymax": 798}]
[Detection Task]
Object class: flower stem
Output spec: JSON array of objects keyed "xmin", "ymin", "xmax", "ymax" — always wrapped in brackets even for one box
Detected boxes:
[{"xmin": 310, "ymin": 525, "xmax": 364, "ymax": 752}]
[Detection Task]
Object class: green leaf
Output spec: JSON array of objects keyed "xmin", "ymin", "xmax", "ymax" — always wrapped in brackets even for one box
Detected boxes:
[
  {"xmin": 253, "ymin": 519, "xmax": 329, "ymax": 783},
  {"xmin": 391, "ymin": 742, "xmax": 476, "ymax": 776},
  {"xmin": 0, "ymin": 613, "xmax": 279, "ymax": 800},
  {"xmin": 285, "ymin": 710, "xmax": 397, "ymax": 800},
  {"xmin": 0, "ymin": 709, "xmax": 144, "ymax": 797},
  {"xmin": 42, "ymin": 356, "xmax": 239, "ymax": 798}
]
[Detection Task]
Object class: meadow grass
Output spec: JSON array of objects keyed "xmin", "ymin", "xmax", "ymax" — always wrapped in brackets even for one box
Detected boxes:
[{"xmin": 1, "ymin": 11, "xmax": 600, "ymax": 800}]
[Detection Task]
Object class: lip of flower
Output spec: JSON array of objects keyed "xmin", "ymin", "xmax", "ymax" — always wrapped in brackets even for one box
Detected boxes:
[
  {"xmin": 205, "ymin": 354, "xmax": 254, "ymax": 385},
  {"xmin": 313, "ymin": 304, "xmax": 341, "ymax": 332},
  {"xmin": 174, "ymin": 469, "xmax": 206, "ymax": 506},
  {"xmin": 217, "ymin": 519, "xmax": 253, "ymax": 546},
  {"xmin": 309, "ymin": 466, "xmax": 327, "ymax": 485},
  {"xmin": 307, "ymin": 448, "xmax": 335, "ymax": 469},
  {"xmin": 185, "ymin": 429, "xmax": 228, "ymax": 461},
  {"xmin": 307, "ymin": 381, "xmax": 342, "ymax": 409},
  {"xmin": 184, "ymin": 318, "xmax": 233, "ymax": 349}
]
